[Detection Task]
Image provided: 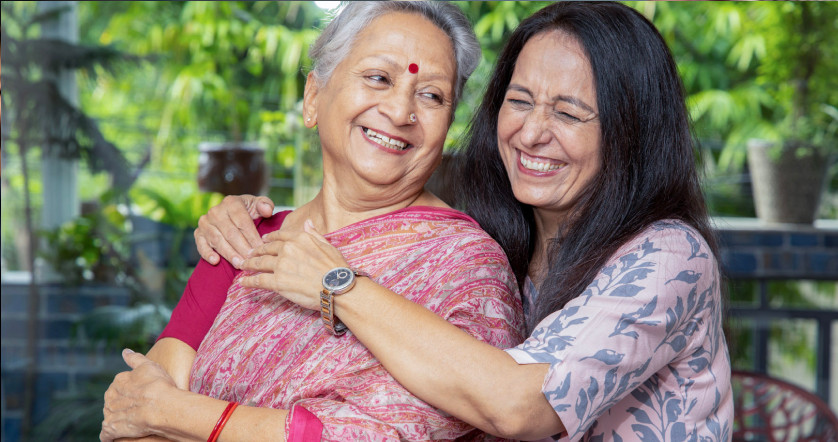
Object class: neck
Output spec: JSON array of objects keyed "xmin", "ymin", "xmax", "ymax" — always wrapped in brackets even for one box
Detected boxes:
[
  {"xmin": 528, "ymin": 207, "xmax": 566, "ymax": 284},
  {"xmin": 301, "ymin": 185, "xmax": 429, "ymax": 234}
]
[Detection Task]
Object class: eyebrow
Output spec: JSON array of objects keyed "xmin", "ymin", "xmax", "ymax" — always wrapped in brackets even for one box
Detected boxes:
[{"xmin": 507, "ymin": 83, "xmax": 596, "ymax": 114}]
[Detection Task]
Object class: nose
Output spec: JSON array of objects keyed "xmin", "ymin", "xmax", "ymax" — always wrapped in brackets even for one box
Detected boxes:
[
  {"xmin": 378, "ymin": 84, "xmax": 417, "ymax": 126},
  {"xmin": 519, "ymin": 108, "xmax": 552, "ymax": 148}
]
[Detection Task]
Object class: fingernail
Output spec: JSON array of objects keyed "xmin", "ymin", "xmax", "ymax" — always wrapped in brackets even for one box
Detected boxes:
[
  {"xmin": 305, "ymin": 219, "xmax": 314, "ymax": 229},
  {"xmin": 123, "ymin": 348, "xmax": 135, "ymax": 355},
  {"xmin": 262, "ymin": 234, "xmax": 269, "ymax": 241},
  {"xmin": 232, "ymin": 257, "xmax": 243, "ymax": 268},
  {"xmin": 246, "ymin": 248, "xmax": 254, "ymax": 257}
]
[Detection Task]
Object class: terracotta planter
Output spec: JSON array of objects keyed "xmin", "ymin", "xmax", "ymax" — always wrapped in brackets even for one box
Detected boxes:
[
  {"xmin": 197, "ymin": 142, "xmax": 268, "ymax": 195},
  {"xmin": 746, "ymin": 139, "xmax": 830, "ymax": 224}
]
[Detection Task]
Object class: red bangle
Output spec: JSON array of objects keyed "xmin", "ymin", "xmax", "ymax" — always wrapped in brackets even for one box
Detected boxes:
[{"xmin": 208, "ymin": 401, "xmax": 239, "ymax": 442}]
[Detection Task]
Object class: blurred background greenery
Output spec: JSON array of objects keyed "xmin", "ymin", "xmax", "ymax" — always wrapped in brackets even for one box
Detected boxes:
[{"xmin": 1, "ymin": 1, "xmax": 836, "ymax": 440}]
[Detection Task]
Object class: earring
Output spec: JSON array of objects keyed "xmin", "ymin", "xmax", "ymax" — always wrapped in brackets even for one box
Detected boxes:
[
  {"xmin": 306, "ymin": 117, "xmax": 311, "ymax": 123},
  {"xmin": 409, "ymin": 113, "xmax": 417, "ymax": 123}
]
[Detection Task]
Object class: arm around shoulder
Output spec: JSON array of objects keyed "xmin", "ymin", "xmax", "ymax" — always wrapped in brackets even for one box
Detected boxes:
[{"xmin": 334, "ymin": 277, "xmax": 564, "ymax": 439}]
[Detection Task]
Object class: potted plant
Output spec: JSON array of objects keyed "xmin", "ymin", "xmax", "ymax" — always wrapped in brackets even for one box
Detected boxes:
[
  {"xmin": 148, "ymin": 1, "xmax": 322, "ymax": 196},
  {"xmin": 747, "ymin": 105, "xmax": 837, "ymax": 225},
  {"xmin": 739, "ymin": 2, "xmax": 838, "ymax": 224},
  {"xmin": 666, "ymin": 2, "xmax": 837, "ymax": 223}
]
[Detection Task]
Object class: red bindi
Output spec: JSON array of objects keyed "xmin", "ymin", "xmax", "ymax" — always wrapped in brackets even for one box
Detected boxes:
[{"xmin": 408, "ymin": 63, "xmax": 419, "ymax": 74}]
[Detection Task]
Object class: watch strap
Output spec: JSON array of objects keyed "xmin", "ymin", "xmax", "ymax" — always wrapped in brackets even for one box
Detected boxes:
[{"xmin": 320, "ymin": 289, "xmax": 348, "ymax": 336}]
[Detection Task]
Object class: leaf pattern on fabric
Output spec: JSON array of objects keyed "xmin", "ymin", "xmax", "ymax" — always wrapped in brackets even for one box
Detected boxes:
[{"xmin": 506, "ymin": 221, "xmax": 732, "ymax": 442}]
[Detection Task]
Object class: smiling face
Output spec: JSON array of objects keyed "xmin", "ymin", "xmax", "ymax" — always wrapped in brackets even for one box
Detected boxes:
[
  {"xmin": 304, "ymin": 12, "xmax": 456, "ymax": 205},
  {"xmin": 497, "ymin": 30, "xmax": 602, "ymax": 226}
]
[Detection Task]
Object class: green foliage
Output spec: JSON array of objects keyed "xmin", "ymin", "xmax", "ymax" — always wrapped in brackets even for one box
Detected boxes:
[
  {"xmin": 727, "ymin": 280, "xmax": 836, "ymax": 377},
  {"xmin": 78, "ymin": 1, "xmax": 325, "ymax": 173},
  {"xmin": 38, "ymin": 202, "xmax": 136, "ymax": 287},
  {"xmin": 1, "ymin": 2, "xmax": 139, "ymax": 189},
  {"xmin": 636, "ymin": 2, "xmax": 838, "ymax": 172},
  {"xmin": 131, "ymin": 185, "xmax": 224, "ymax": 229},
  {"xmin": 74, "ymin": 303, "xmax": 172, "ymax": 351}
]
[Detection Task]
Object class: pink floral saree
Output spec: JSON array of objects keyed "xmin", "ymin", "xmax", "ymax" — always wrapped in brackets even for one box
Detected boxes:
[{"xmin": 190, "ymin": 206, "xmax": 524, "ymax": 441}]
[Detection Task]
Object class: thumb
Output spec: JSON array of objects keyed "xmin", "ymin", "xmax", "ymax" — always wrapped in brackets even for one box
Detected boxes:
[
  {"xmin": 304, "ymin": 219, "xmax": 331, "ymax": 246},
  {"xmin": 121, "ymin": 348, "xmax": 148, "ymax": 369}
]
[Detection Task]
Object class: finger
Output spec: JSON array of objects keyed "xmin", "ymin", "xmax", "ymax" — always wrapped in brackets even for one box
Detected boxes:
[
  {"xmin": 250, "ymin": 196, "xmax": 275, "ymax": 218},
  {"xmin": 304, "ymin": 219, "xmax": 333, "ymax": 246},
  {"xmin": 217, "ymin": 196, "xmax": 264, "ymax": 251},
  {"xmin": 246, "ymin": 239, "xmax": 286, "ymax": 259},
  {"xmin": 241, "ymin": 254, "xmax": 280, "ymax": 273},
  {"xmin": 302, "ymin": 221, "xmax": 347, "ymax": 264},
  {"xmin": 239, "ymin": 272, "xmax": 274, "ymax": 292},
  {"xmin": 260, "ymin": 228, "xmax": 303, "ymax": 244},
  {"xmin": 121, "ymin": 348, "xmax": 149, "ymax": 369},
  {"xmin": 197, "ymin": 214, "xmax": 246, "ymax": 268},
  {"xmin": 239, "ymin": 194, "xmax": 263, "ymax": 219},
  {"xmin": 194, "ymin": 233, "xmax": 220, "ymax": 265}
]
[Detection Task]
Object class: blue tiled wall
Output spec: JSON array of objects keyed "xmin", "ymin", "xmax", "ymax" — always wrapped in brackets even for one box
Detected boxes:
[
  {"xmin": 716, "ymin": 219, "xmax": 838, "ymax": 278},
  {"xmin": 1, "ymin": 282, "xmax": 130, "ymax": 441}
]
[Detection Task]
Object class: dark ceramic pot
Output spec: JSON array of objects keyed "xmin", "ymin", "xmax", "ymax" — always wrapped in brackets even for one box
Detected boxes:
[{"xmin": 198, "ymin": 141, "xmax": 268, "ymax": 195}]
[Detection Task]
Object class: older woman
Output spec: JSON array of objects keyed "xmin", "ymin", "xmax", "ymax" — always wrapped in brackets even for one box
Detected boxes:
[
  {"xmin": 196, "ymin": 2, "xmax": 733, "ymax": 441},
  {"xmin": 100, "ymin": 3, "xmax": 524, "ymax": 441}
]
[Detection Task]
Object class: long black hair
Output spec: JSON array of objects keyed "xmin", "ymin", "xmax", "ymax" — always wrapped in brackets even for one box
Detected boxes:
[{"xmin": 456, "ymin": 1, "xmax": 719, "ymax": 332}]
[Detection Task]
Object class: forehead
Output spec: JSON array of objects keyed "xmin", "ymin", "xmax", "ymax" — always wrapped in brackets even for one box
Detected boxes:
[
  {"xmin": 511, "ymin": 30, "xmax": 596, "ymax": 107},
  {"xmin": 349, "ymin": 12, "xmax": 456, "ymax": 79}
]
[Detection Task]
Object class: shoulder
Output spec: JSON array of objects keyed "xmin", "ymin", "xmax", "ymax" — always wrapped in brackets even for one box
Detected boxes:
[
  {"xmin": 254, "ymin": 209, "xmax": 292, "ymax": 235},
  {"xmin": 608, "ymin": 219, "xmax": 715, "ymax": 269},
  {"xmin": 428, "ymin": 208, "xmax": 510, "ymax": 264},
  {"xmin": 393, "ymin": 206, "xmax": 507, "ymax": 256},
  {"xmin": 581, "ymin": 219, "xmax": 719, "ymax": 305}
]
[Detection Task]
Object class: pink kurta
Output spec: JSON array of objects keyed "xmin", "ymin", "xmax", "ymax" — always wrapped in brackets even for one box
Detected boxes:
[
  {"xmin": 507, "ymin": 220, "xmax": 732, "ymax": 441},
  {"xmin": 190, "ymin": 206, "xmax": 525, "ymax": 441}
]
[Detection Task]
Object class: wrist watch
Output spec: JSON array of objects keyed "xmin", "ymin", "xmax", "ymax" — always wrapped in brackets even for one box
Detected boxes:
[{"xmin": 320, "ymin": 267, "xmax": 363, "ymax": 336}]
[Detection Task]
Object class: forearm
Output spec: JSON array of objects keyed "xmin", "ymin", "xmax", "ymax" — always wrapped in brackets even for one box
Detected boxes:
[
  {"xmin": 335, "ymin": 279, "xmax": 563, "ymax": 439},
  {"xmin": 148, "ymin": 388, "xmax": 288, "ymax": 441}
]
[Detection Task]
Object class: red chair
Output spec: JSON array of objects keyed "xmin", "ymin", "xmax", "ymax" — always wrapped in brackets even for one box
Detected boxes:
[{"xmin": 732, "ymin": 369, "xmax": 838, "ymax": 441}]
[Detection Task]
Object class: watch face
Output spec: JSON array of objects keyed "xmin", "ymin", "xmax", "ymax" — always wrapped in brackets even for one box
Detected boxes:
[{"xmin": 323, "ymin": 267, "xmax": 354, "ymax": 293}]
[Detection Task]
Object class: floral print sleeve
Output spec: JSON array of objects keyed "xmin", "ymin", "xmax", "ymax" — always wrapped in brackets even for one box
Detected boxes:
[{"xmin": 506, "ymin": 221, "xmax": 733, "ymax": 442}]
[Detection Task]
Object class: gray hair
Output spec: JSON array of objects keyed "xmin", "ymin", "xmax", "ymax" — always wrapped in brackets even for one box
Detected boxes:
[{"xmin": 309, "ymin": 1, "xmax": 481, "ymax": 107}]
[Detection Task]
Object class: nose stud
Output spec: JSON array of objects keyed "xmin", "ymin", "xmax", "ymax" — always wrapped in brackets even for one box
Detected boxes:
[{"xmin": 409, "ymin": 113, "xmax": 417, "ymax": 123}]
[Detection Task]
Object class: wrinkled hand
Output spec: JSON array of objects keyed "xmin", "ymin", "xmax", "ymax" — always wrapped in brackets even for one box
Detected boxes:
[
  {"xmin": 195, "ymin": 194, "xmax": 275, "ymax": 268},
  {"xmin": 101, "ymin": 349, "xmax": 178, "ymax": 442},
  {"xmin": 240, "ymin": 220, "xmax": 349, "ymax": 310}
]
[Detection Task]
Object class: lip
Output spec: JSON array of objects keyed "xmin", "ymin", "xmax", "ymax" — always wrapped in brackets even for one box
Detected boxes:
[
  {"xmin": 361, "ymin": 126, "xmax": 414, "ymax": 155},
  {"xmin": 515, "ymin": 149, "xmax": 566, "ymax": 176}
]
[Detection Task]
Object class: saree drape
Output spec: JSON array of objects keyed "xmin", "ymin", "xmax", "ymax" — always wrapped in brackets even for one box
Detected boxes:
[{"xmin": 190, "ymin": 207, "xmax": 524, "ymax": 441}]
